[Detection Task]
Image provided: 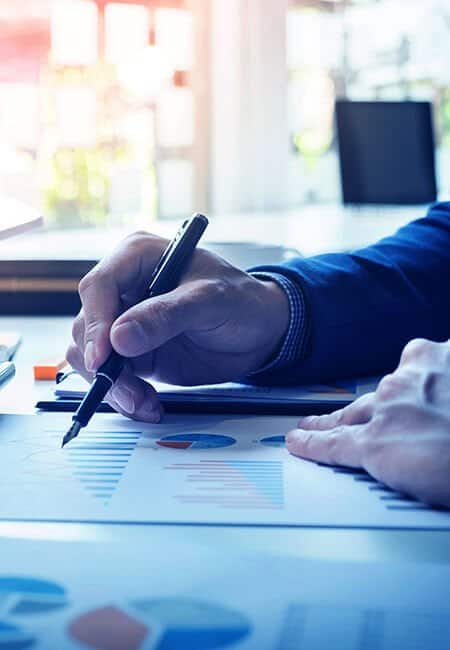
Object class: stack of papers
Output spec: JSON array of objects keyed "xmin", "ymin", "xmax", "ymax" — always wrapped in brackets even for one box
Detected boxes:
[
  {"xmin": 55, "ymin": 373, "xmax": 380, "ymax": 409},
  {"xmin": 3, "ymin": 412, "xmax": 449, "ymax": 529}
]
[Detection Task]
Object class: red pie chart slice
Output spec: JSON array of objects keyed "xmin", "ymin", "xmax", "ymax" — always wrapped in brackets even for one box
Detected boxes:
[
  {"xmin": 157, "ymin": 440, "xmax": 192, "ymax": 449},
  {"xmin": 68, "ymin": 606, "xmax": 150, "ymax": 650}
]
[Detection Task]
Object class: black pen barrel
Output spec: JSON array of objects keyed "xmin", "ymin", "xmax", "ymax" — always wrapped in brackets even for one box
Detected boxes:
[
  {"xmin": 97, "ymin": 350, "xmax": 125, "ymax": 382},
  {"xmin": 73, "ymin": 374, "xmax": 114, "ymax": 427}
]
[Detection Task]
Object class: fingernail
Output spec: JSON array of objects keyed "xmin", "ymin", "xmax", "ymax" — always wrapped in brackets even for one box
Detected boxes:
[
  {"xmin": 85, "ymin": 342, "xmax": 97, "ymax": 372},
  {"xmin": 111, "ymin": 386, "xmax": 135, "ymax": 414},
  {"xmin": 141, "ymin": 403, "xmax": 162, "ymax": 423},
  {"xmin": 112, "ymin": 321, "xmax": 147, "ymax": 356}
]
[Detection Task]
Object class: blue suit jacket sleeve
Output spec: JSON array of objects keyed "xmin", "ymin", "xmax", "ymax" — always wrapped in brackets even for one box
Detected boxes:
[{"xmin": 251, "ymin": 202, "xmax": 450, "ymax": 384}]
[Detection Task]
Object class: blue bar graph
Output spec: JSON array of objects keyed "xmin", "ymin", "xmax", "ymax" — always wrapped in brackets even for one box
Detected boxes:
[{"xmin": 64, "ymin": 431, "xmax": 141, "ymax": 503}]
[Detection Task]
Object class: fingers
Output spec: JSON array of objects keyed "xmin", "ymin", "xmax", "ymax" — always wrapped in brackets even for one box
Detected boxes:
[
  {"xmin": 71, "ymin": 310, "xmax": 86, "ymax": 352},
  {"xmin": 108, "ymin": 368, "xmax": 163, "ymax": 423},
  {"xmin": 286, "ymin": 423, "xmax": 365, "ymax": 468},
  {"xmin": 78, "ymin": 273, "xmax": 119, "ymax": 371},
  {"xmin": 374, "ymin": 369, "xmax": 418, "ymax": 402},
  {"xmin": 286, "ymin": 392, "xmax": 373, "ymax": 468},
  {"xmin": 110, "ymin": 280, "xmax": 229, "ymax": 358},
  {"xmin": 295, "ymin": 392, "xmax": 375, "ymax": 432},
  {"xmin": 77, "ymin": 233, "xmax": 169, "ymax": 371},
  {"xmin": 66, "ymin": 343, "xmax": 163, "ymax": 423},
  {"xmin": 66, "ymin": 342, "xmax": 94, "ymax": 383}
]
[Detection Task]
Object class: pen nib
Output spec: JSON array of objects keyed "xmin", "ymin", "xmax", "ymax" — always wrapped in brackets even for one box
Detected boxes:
[{"xmin": 61, "ymin": 421, "xmax": 81, "ymax": 448}]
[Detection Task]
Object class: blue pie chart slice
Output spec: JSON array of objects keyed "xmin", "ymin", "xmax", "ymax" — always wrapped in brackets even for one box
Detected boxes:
[
  {"xmin": 131, "ymin": 598, "xmax": 251, "ymax": 649},
  {"xmin": 0, "ymin": 621, "xmax": 34, "ymax": 649},
  {"xmin": 260, "ymin": 435, "xmax": 285, "ymax": 448},
  {"xmin": 156, "ymin": 434, "xmax": 236, "ymax": 450},
  {"xmin": 0, "ymin": 577, "xmax": 68, "ymax": 616}
]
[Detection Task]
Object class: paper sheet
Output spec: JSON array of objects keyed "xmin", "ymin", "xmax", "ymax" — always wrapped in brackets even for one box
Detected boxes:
[
  {"xmin": 0, "ymin": 536, "xmax": 449, "ymax": 649},
  {"xmin": 55, "ymin": 373, "xmax": 380, "ymax": 404},
  {"xmin": 1, "ymin": 413, "xmax": 449, "ymax": 529}
]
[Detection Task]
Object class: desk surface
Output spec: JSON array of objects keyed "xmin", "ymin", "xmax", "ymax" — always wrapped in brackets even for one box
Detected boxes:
[
  {"xmin": 0, "ymin": 203, "xmax": 427, "ymax": 262},
  {"xmin": 0, "ymin": 315, "xmax": 449, "ymax": 567}
]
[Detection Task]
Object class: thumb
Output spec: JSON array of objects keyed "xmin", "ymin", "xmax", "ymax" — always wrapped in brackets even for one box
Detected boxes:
[{"xmin": 110, "ymin": 282, "xmax": 224, "ymax": 357}]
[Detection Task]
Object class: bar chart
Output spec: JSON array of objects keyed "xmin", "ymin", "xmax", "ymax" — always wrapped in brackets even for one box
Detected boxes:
[
  {"xmin": 165, "ymin": 459, "xmax": 285, "ymax": 510},
  {"xmin": 62, "ymin": 431, "xmax": 141, "ymax": 503}
]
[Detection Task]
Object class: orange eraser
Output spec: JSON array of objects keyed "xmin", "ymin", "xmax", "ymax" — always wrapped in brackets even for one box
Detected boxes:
[{"xmin": 34, "ymin": 358, "xmax": 67, "ymax": 381}]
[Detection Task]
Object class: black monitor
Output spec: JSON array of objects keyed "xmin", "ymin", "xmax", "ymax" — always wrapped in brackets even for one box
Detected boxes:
[{"xmin": 335, "ymin": 100, "xmax": 437, "ymax": 205}]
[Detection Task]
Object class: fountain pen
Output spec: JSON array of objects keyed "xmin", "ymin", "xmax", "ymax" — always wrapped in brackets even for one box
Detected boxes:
[{"xmin": 61, "ymin": 213, "xmax": 209, "ymax": 448}]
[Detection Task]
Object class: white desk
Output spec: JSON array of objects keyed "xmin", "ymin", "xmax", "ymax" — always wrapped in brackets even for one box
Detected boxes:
[
  {"xmin": 0, "ymin": 203, "xmax": 427, "ymax": 264},
  {"xmin": 0, "ymin": 315, "xmax": 449, "ymax": 569}
]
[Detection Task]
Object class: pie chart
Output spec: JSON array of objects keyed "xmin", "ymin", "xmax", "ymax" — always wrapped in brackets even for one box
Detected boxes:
[
  {"xmin": 0, "ymin": 576, "xmax": 68, "ymax": 616},
  {"xmin": 69, "ymin": 598, "xmax": 251, "ymax": 650},
  {"xmin": 0, "ymin": 577, "xmax": 68, "ymax": 649},
  {"xmin": 260, "ymin": 435, "xmax": 285, "ymax": 448},
  {"xmin": 156, "ymin": 433, "xmax": 236, "ymax": 450},
  {"xmin": 0, "ymin": 622, "xmax": 34, "ymax": 649}
]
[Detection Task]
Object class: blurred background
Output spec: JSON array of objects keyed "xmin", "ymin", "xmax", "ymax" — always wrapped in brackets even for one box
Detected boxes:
[{"xmin": 0, "ymin": 0, "xmax": 449, "ymax": 232}]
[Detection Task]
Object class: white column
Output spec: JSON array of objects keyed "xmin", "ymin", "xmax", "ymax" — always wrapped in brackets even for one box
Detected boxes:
[{"xmin": 210, "ymin": 0, "xmax": 289, "ymax": 214}]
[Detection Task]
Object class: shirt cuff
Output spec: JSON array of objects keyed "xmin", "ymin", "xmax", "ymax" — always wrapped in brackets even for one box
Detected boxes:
[{"xmin": 248, "ymin": 271, "xmax": 308, "ymax": 376}]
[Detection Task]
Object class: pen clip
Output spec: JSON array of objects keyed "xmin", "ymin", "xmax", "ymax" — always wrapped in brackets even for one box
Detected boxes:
[
  {"xmin": 148, "ymin": 220, "xmax": 189, "ymax": 283},
  {"xmin": 56, "ymin": 369, "xmax": 78, "ymax": 385}
]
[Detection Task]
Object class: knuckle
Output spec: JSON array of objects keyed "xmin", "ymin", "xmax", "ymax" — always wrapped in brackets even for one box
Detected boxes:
[
  {"xmin": 401, "ymin": 338, "xmax": 433, "ymax": 363},
  {"xmin": 126, "ymin": 230, "xmax": 149, "ymax": 240},
  {"xmin": 78, "ymin": 269, "xmax": 99, "ymax": 297},
  {"xmin": 375, "ymin": 366, "xmax": 418, "ymax": 401},
  {"xmin": 183, "ymin": 277, "xmax": 229, "ymax": 309},
  {"xmin": 122, "ymin": 232, "xmax": 165, "ymax": 257},
  {"xmin": 376, "ymin": 373, "xmax": 403, "ymax": 400},
  {"xmin": 208, "ymin": 278, "xmax": 232, "ymax": 305},
  {"xmin": 123, "ymin": 232, "xmax": 150, "ymax": 252}
]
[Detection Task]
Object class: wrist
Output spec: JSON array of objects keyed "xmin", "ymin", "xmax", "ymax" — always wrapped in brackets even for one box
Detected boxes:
[
  {"xmin": 247, "ymin": 270, "xmax": 308, "ymax": 378},
  {"xmin": 254, "ymin": 278, "xmax": 290, "ymax": 366}
]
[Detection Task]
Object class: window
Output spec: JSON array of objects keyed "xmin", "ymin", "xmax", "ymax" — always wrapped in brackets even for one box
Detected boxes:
[
  {"xmin": 287, "ymin": 0, "xmax": 450, "ymax": 203},
  {"xmin": 0, "ymin": 0, "xmax": 202, "ymax": 229},
  {"xmin": 0, "ymin": 0, "xmax": 448, "ymax": 233}
]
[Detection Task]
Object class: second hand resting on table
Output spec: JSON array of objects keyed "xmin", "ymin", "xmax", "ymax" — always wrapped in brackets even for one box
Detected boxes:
[
  {"xmin": 66, "ymin": 232, "xmax": 450, "ymax": 509},
  {"xmin": 287, "ymin": 338, "xmax": 450, "ymax": 508}
]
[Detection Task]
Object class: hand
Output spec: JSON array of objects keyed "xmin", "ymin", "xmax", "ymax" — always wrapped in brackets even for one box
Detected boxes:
[
  {"xmin": 287, "ymin": 339, "xmax": 450, "ymax": 508},
  {"xmin": 66, "ymin": 232, "xmax": 290, "ymax": 422}
]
